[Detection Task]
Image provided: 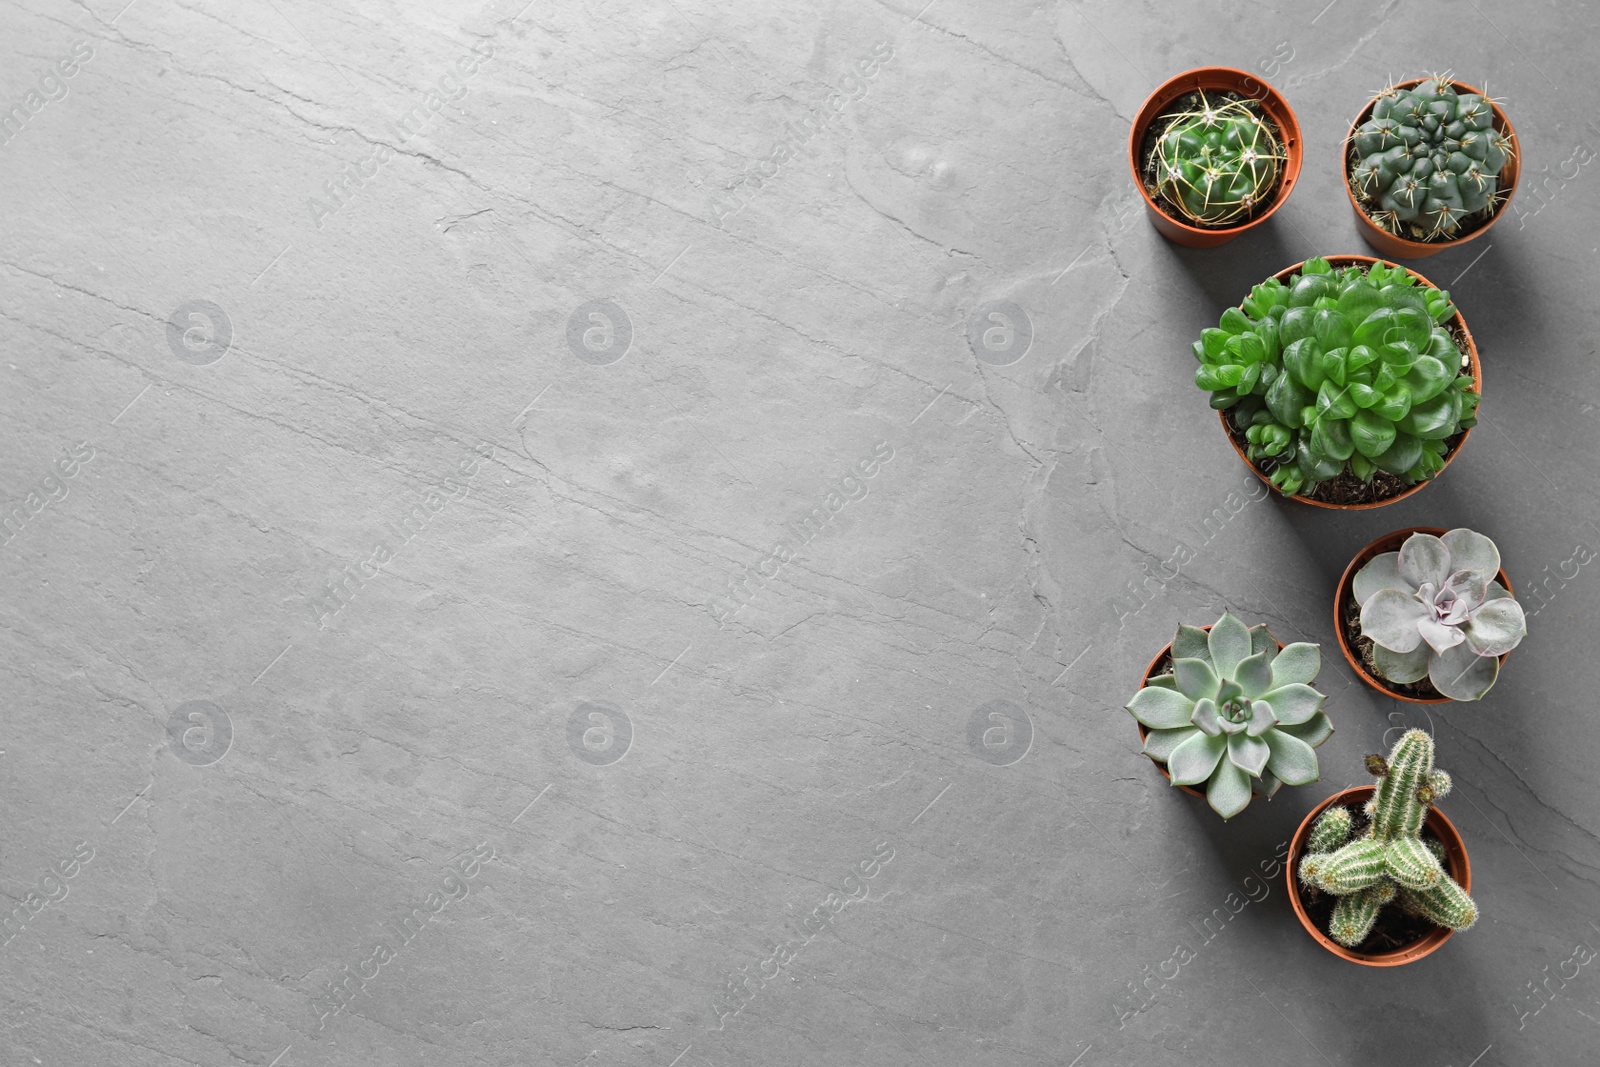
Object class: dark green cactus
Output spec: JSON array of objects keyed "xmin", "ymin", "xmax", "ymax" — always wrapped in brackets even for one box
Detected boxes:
[
  {"xmin": 1193, "ymin": 257, "xmax": 1479, "ymax": 496},
  {"xmin": 1350, "ymin": 75, "xmax": 1513, "ymax": 242},
  {"xmin": 1298, "ymin": 730, "xmax": 1476, "ymax": 948},
  {"xmin": 1152, "ymin": 92, "xmax": 1285, "ymax": 226}
]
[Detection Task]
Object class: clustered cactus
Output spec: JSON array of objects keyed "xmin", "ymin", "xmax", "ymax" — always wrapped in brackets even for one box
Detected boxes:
[
  {"xmin": 1350, "ymin": 76, "xmax": 1513, "ymax": 242},
  {"xmin": 1152, "ymin": 91, "xmax": 1285, "ymax": 226},
  {"xmin": 1194, "ymin": 257, "xmax": 1479, "ymax": 496},
  {"xmin": 1299, "ymin": 730, "xmax": 1477, "ymax": 948},
  {"xmin": 1353, "ymin": 528, "xmax": 1526, "ymax": 700},
  {"xmin": 1126, "ymin": 612, "xmax": 1332, "ymax": 819}
]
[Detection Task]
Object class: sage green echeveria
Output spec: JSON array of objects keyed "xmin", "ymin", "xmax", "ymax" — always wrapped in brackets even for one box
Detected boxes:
[
  {"xmin": 1353, "ymin": 528, "xmax": 1526, "ymax": 700},
  {"xmin": 1127, "ymin": 611, "xmax": 1333, "ymax": 819}
]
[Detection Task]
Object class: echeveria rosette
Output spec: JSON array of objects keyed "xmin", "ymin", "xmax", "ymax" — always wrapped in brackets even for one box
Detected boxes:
[
  {"xmin": 1152, "ymin": 92, "xmax": 1285, "ymax": 226},
  {"xmin": 1353, "ymin": 528, "xmax": 1526, "ymax": 700},
  {"xmin": 1192, "ymin": 257, "xmax": 1479, "ymax": 496},
  {"xmin": 1127, "ymin": 611, "xmax": 1333, "ymax": 819},
  {"xmin": 1351, "ymin": 76, "xmax": 1514, "ymax": 242}
]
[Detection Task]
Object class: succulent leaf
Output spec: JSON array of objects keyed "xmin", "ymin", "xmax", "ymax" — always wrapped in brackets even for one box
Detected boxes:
[
  {"xmin": 1127, "ymin": 686, "xmax": 1195, "ymax": 729},
  {"xmin": 1399, "ymin": 533, "xmax": 1452, "ymax": 589},
  {"xmin": 1207, "ymin": 612, "xmax": 1253, "ymax": 677},
  {"xmin": 1263, "ymin": 730, "xmax": 1320, "ymax": 785},
  {"xmin": 1206, "ymin": 758, "xmax": 1254, "ymax": 819},
  {"xmin": 1268, "ymin": 642, "xmax": 1320, "ymax": 688},
  {"xmin": 1370, "ymin": 642, "xmax": 1430, "ymax": 684},
  {"xmin": 1352, "ymin": 551, "xmax": 1403, "ymax": 606},
  {"xmin": 1168, "ymin": 730, "xmax": 1227, "ymax": 786},
  {"xmin": 1141, "ymin": 727, "xmax": 1193, "ymax": 761},
  {"xmin": 1279, "ymin": 709, "xmax": 1334, "ymax": 748},
  {"xmin": 1361, "ymin": 588, "xmax": 1428, "ymax": 653},
  {"xmin": 1462, "ymin": 598, "xmax": 1527, "ymax": 656},
  {"xmin": 1261, "ymin": 683, "xmax": 1323, "ymax": 725}
]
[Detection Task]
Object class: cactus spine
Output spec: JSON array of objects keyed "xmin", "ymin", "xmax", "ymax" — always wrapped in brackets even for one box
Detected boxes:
[{"xmin": 1298, "ymin": 730, "xmax": 1476, "ymax": 948}]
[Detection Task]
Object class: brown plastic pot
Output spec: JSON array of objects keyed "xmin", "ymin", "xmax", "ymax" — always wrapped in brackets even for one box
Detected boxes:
[
  {"xmin": 1130, "ymin": 67, "xmax": 1303, "ymax": 248},
  {"xmin": 1343, "ymin": 77, "xmax": 1520, "ymax": 260},
  {"xmin": 1335, "ymin": 526, "xmax": 1515, "ymax": 704},
  {"xmin": 1132, "ymin": 623, "xmax": 1282, "ymax": 800},
  {"xmin": 1289, "ymin": 785, "xmax": 1471, "ymax": 965},
  {"xmin": 1218, "ymin": 254, "xmax": 1482, "ymax": 510}
]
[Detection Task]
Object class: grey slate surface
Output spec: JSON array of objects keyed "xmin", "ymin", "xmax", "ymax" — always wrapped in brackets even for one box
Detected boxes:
[{"xmin": 2, "ymin": 1, "xmax": 1598, "ymax": 1065}]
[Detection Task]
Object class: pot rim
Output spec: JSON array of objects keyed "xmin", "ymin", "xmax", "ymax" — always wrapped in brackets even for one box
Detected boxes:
[
  {"xmin": 1129, "ymin": 66, "xmax": 1304, "ymax": 242},
  {"xmin": 1341, "ymin": 76, "xmax": 1521, "ymax": 258},
  {"xmin": 1288, "ymin": 784, "xmax": 1472, "ymax": 965},
  {"xmin": 1216, "ymin": 254, "xmax": 1482, "ymax": 510},
  {"xmin": 1334, "ymin": 525, "xmax": 1514, "ymax": 704}
]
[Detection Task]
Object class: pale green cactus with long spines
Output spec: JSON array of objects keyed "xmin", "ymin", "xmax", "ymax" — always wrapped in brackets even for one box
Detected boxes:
[
  {"xmin": 1299, "ymin": 730, "xmax": 1476, "ymax": 948},
  {"xmin": 1127, "ymin": 611, "xmax": 1332, "ymax": 820},
  {"xmin": 1153, "ymin": 92, "xmax": 1286, "ymax": 226},
  {"xmin": 1350, "ymin": 75, "xmax": 1514, "ymax": 242}
]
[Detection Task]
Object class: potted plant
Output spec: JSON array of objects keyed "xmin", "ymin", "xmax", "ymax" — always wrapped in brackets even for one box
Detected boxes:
[
  {"xmin": 1337, "ymin": 527, "xmax": 1526, "ymax": 702},
  {"xmin": 1290, "ymin": 730, "xmax": 1476, "ymax": 965},
  {"xmin": 1193, "ymin": 255, "xmax": 1481, "ymax": 508},
  {"xmin": 1130, "ymin": 67, "xmax": 1303, "ymax": 248},
  {"xmin": 1126, "ymin": 611, "xmax": 1333, "ymax": 818},
  {"xmin": 1344, "ymin": 74, "xmax": 1519, "ymax": 260}
]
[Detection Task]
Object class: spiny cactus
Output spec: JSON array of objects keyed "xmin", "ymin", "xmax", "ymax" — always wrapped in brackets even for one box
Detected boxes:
[
  {"xmin": 1127, "ymin": 611, "xmax": 1332, "ymax": 819},
  {"xmin": 1193, "ymin": 257, "xmax": 1479, "ymax": 497},
  {"xmin": 1354, "ymin": 528, "xmax": 1526, "ymax": 700},
  {"xmin": 1299, "ymin": 730, "xmax": 1476, "ymax": 948},
  {"xmin": 1152, "ymin": 91, "xmax": 1285, "ymax": 226},
  {"xmin": 1307, "ymin": 806, "xmax": 1352, "ymax": 853},
  {"xmin": 1350, "ymin": 75, "xmax": 1514, "ymax": 242}
]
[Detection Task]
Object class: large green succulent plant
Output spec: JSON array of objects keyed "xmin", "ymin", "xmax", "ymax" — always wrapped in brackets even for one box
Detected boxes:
[
  {"xmin": 1193, "ymin": 257, "xmax": 1479, "ymax": 497},
  {"xmin": 1127, "ymin": 612, "xmax": 1332, "ymax": 819},
  {"xmin": 1350, "ymin": 76, "xmax": 1513, "ymax": 242},
  {"xmin": 1354, "ymin": 528, "xmax": 1526, "ymax": 700},
  {"xmin": 1299, "ymin": 730, "xmax": 1477, "ymax": 948},
  {"xmin": 1152, "ymin": 92, "xmax": 1285, "ymax": 226}
]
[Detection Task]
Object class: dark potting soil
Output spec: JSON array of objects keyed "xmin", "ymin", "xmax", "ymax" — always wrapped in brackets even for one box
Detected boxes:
[
  {"xmin": 1340, "ymin": 592, "xmax": 1445, "ymax": 700},
  {"xmin": 1296, "ymin": 807, "xmax": 1445, "ymax": 953},
  {"xmin": 1140, "ymin": 89, "xmax": 1286, "ymax": 230}
]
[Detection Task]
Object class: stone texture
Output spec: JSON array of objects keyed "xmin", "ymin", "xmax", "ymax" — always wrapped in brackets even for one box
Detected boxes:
[{"xmin": 2, "ymin": 1, "xmax": 1598, "ymax": 1065}]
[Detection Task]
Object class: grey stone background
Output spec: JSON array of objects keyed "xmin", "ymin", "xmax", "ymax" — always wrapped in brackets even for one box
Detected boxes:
[{"xmin": 2, "ymin": 0, "xmax": 1596, "ymax": 1064}]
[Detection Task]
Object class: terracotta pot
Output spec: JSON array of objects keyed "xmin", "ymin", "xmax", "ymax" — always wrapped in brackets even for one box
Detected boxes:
[
  {"xmin": 1132, "ymin": 623, "xmax": 1282, "ymax": 800},
  {"xmin": 1289, "ymin": 785, "xmax": 1471, "ymax": 965},
  {"xmin": 1335, "ymin": 526, "xmax": 1515, "ymax": 704},
  {"xmin": 1130, "ymin": 67, "xmax": 1303, "ymax": 248},
  {"xmin": 1218, "ymin": 254, "xmax": 1482, "ymax": 510},
  {"xmin": 1343, "ymin": 77, "xmax": 1520, "ymax": 260}
]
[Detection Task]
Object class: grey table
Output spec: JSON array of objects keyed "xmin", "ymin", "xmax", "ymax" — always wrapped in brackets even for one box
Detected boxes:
[{"xmin": 2, "ymin": 1, "xmax": 1596, "ymax": 1065}]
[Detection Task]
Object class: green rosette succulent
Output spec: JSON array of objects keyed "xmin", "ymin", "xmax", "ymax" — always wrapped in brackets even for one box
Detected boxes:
[
  {"xmin": 1152, "ymin": 92, "xmax": 1285, "ymax": 226},
  {"xmin": 1299, "ymin": 730, "xmax": 1477, "ymax": 948},
  {"xmin": 1193, "ymin": 256, "xmax": 1480, "ymax": 497},
  {"xmin": 1127, "ymin": 611, "xmax": 1333, "ymax": 819},
  {"xmin": 1353, "ymin": 528, "xmax": 1526, "ymax": 700},
  {"xmin": 1350, "ymin": 75, "xmax": 1513, "ymax": 242}
]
